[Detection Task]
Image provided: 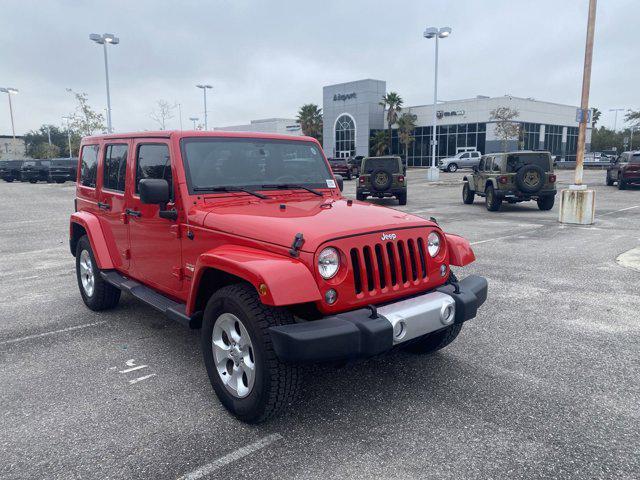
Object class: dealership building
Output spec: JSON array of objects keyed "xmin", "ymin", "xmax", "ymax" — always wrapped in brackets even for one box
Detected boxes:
[{"xmin": 322, "ymin": 79, "xmax": 591, "ymax": 166}]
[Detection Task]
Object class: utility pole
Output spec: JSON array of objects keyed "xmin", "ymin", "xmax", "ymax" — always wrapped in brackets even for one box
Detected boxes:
[{"xmin": 559, "ymin": 0, "xmax": 597, "ymax": 225}]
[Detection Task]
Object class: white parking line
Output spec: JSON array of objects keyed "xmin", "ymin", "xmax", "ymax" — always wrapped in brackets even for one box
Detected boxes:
[
  {"xmin": 470, "ymin": 228, "xmax": 541, "ymax": 245},
  {"xmin": 599, "ymin": 205, "xmax": 639, "ymax": 216},
  {"xmin": 129, "ymin": 374, "xmax": 156, "ymax": 384},
  {"xmin": 0, "ymin": 321, "xmax": 106, "ymax": 345},
  {"xmin": 177, "ymin": 434, "xmax": 283, "ymax": 480}
]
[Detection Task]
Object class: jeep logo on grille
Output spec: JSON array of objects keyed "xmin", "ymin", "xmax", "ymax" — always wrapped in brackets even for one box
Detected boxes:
[{"xmin": 381, "ymin": 233, "xmax": 397, "ymax": 241}]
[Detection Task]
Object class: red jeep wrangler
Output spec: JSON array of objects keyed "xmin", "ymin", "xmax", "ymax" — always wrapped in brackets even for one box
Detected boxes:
[{"xmin": 70, "ymin": 131, "xmax": 487, "ymax": 422}]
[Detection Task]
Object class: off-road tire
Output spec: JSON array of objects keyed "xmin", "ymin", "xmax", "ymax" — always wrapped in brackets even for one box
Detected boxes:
[
  {"xmin": 462, "ymin": 182, "xmax": 475, "ymax": 204},
  {"xmin": 447, "ymin": 163, "xmax": 458, "ymax": 173},
  {"xmin": 55, "ymin": 179, "xmax": 66, "ymax": 184},
  {"xmin": 370, "ymin": 169, "xmax": 393, "ymax": 192},
  {"xmin": 403, "ymin": 324, "xmax": 463, "ymax": 354},
  {"xmin": 606, "ymin": 174, "xmax": 614, "ymax": 186},
  {"xmin": 75, "ymin": 235, "xmax": 121, "ymax": 311},
  {"xmin": 29, "ymin": 179, "xmax": 37, "ymax": 184},
  {"xmin": 537, "ymin": 195, "xmax": 555, "ymax": 211},
  {"xmin": 485, "ymin": 185, "xmax": 501, "ymax": 211},
  {"xmin": 515, "ymin": 164, "xmax": 545, "ymax": 193},
  {"xmin": 356, "ymin": 191, "xmax": 366, "ymax": 201},
  {"xmin": 618, "ymin": 177, "xmax": 626, "ymax": 190},
  {"xmin": 201, "ymin": 283, "xmax": 302, "ymax": 423},
  {"xmin": 397, "ymin": 192, "xmax": 407, "ymax": 205}
]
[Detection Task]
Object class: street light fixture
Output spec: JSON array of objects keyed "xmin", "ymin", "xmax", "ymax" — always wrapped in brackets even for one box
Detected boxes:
[
  {"xmin": 196, "ymin": 84, "xmax": 213, "ymax": 130},
  {"xmin": 189, "ymin": 117, "xmax": 199, "ymax": 129},
  {"xmin": 62, "ymin": 116, "xmax": 73, "ymax": 158},
  {"xmin": 423, "ymin": 26, "xmax": 452, "ymax": 181},
  {"xmin": 609, "ymin": 108, "xmax": 624, "ymax": 132},
  {"xmin": 0, "ymin": 87, "xmax": 19, "ymax": 152},
  {"xmin": 90, "ymin": 33, "xmax": 120, "ymax": 133}
]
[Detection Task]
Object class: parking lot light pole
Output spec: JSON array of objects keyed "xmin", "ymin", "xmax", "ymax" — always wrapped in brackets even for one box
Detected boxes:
[
  {"xmin": 196, "ymin": 85, "xmax": 212, "ymax": 130},
  {"xmin": 609, "ymin": 108, "xmax": 624, "ymax": 131},
  {"xmin": 189, "ymin": 117, "xmax": 199, "ymax": 129},
  {"xmin": 559, "ymin": 0, "xmax": 597, "ymax": 225},
  {"xmin": 424, "ymin": 26, "xmax": 451, "ymax": 182},
  {"xmin": 62, "ymin": 116, "xmax": 72, "ymax": 158},
  {"xmin": 90, "ymin": 33, "xmax": 119, "ymax": 133},
  {"xmin": 0, "ymin": 87, "xmax": 19, "ymax": 151}
]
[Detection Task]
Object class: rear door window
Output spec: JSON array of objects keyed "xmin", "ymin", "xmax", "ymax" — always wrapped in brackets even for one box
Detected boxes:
[
  {"xmin": 363, "ymin": 158, "xmax": 400, "ymax": 174},
  {"xmin": 506, "ymin": 153, "xmax": 551, "ymax": 172},
  {"xmin": 103, "ymin": 144, "xmax": 128, "ymax": 192},
  {"xmin": 630, "ymin": 153, "xmax": 640, "ymax": 164},
  {"xmin": 80, "ymin": 145, "xmax": 99, "ymax": 187}
]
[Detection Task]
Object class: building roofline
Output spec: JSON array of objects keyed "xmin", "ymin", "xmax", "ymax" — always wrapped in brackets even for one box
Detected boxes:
[{"xmin": 404, "ymin": 95, "xmax": 579, "ymax": 110}]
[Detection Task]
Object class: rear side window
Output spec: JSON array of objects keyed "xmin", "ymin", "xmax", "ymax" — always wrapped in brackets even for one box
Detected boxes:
[
  {"xmin": 80, "ymin": 145, "xmax": 99, "ymax": 187},
  {"xmin": 103, "ymin": 144, "xmax": 128, "ymax": 192},
  {"xmin": 136, "ymin": 144, "xmax": 172, "ymax": 197},
  {"xmin": 630, "ymin": 154, "xmax": 640, "ymax": 164}
]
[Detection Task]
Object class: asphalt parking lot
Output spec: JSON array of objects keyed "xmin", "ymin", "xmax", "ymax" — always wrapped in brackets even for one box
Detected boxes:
[{"xmin": 1, "ymin": 169, "xmax": 638, "ymax": 479}]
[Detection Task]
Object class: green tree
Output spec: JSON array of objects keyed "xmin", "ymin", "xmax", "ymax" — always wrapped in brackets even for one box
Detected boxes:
[
  {"xmin": 591, "ymin": 107, "xmax": 601, "ymax": 128},
  {"xmin": 66, "ymin": 89, "xmax": 107, "ymax": 137},
  {"xmin": 379, "ymin": 92, "xmax": 403, "ymax": 154},
  {"xmin": 24, "ymin": 125, "xmax": 69, "ymax": 158},
  {"xmin": 296, "ymin": 104, "xmax": 323, "ymax": 143},
  {"xmin": 397, "ymin": 113, "xmax": 417, "ymax": 164},
  {"xmin": 591, "ymin": 126, "xmax": 637, "ymax": 152},
  {"xmin": 624, "ymin": 109, "xmax": 640, "ymax": 127},
  {"xmin": 490, "ymin": 106, "xmax": 521, "ymax": 152},
  {"xmin": 369, "ymin": 130, "xmax": 389, "ymax": 156}
]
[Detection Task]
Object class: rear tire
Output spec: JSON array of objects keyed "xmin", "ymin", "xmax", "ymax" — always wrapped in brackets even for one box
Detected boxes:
[
  {"xmin": 403, "ymin": 324, "xmax": 463, "ymax": 354},
  {"xmin": 447, "ymin": 163, "xmax": 458, "ymax": 173},
  {"xmin": 485, "ymin": 185, "xmax": 501, "ymax": 211},
  {"xmin": 537, "ymin": 195, "xmax": 555, "ymax": 211},
  {"xmin": 29, "ymin": 179, "xmax": 37, "ymax": 184},
  {"xmin": 606, "ymin": 174, "xmax": 614, "ymax": 186},
  {"xmin": 4, "ymin": 178, "xmax": 14, "ymax": 183},
  {"xmin": 75, "ymin": 235, "xmax": 120, "ymax": 311},
  {"xmin": 397, "ymin": 192, "xmax": 407, "ymax": 205},
  {"xmin": 618, "ymin": 177, "xmax": 626, "ymax": 190},
  {"xmin": 356, "ymin": 191, "xmax": 366, "ymax": 201},
  {"xmin": 462, "ymin": 182, "xmax": 475, "ymax": 204},
  {"xmin": 201, "ymin": 283, "xmax": 302, "ymax": 423}
]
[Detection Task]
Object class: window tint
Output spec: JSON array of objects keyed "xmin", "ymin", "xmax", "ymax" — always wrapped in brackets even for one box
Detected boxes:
[
  {"xmin": 472, "ymin": 152, "xmax": 480, "ymax": 158},
  {"xmin": 80, "ymin": 145, "xmax": 99, "ymax": 187},
  {"xmin": 461, "ymin": 153, "xmax": 470, "ymax": 159},
  {"xmin": 103, "ymin": 144, "xmax": 128, "ymax": 192},
  {"xmin": 136, "ymin": 144, "xmax": 172, "ymax": 196}
]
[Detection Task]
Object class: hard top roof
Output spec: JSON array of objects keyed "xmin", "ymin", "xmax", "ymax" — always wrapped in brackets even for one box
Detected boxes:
[{"xmin": 82, "ymin": 130, "xmax": 317, "ymax": 143}]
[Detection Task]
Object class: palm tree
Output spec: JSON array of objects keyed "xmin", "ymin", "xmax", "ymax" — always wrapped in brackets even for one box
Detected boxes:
[
  {"xmin": 370, "ymin": 130, "xmax": 389, "ymax": 156},
  {"xmin": 296, "ymin": 104, "xmax": 323, "ymax": 142},
  {"xmin": 591, "ymin": 107, "xmax": 601, "ymax": 128},
  {"xmin": 379, "ymin": 92, "xmax": 403, "ymax": 154},
  {"xmin": 397, "ymin": 113, "xmax": 417, "ymax": 165}
]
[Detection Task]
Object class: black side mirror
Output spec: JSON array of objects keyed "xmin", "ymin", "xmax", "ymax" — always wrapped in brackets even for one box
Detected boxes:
[
  {"xmin": 334, "ymin": 174, "xmax": 344, "ymax": 192},
  {"xmin": 139, "ymin": 178, "xmax": 170, "ymax": 204}
]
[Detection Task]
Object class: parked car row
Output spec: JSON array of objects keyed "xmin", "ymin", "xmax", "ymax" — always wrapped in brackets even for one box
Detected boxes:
[{"xmin": 0, "ymin": 158, "xmax": 78, "ymax": 183}]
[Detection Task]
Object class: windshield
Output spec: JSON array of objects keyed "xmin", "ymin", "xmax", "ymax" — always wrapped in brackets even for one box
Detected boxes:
[
  {"xmin": 630, "ymin": 153, "xmax": 640, "ymax": 164},
  {"xmin": 181, "ymin": 138, "xmax": 333, "ymax": 191},
  {"xmin": 362, "ymin": 158, "xmax": 400, "ymax": 174},
  {"xmin": 506, "ymin": 153, "xmax": 551, "ymax": 172}
]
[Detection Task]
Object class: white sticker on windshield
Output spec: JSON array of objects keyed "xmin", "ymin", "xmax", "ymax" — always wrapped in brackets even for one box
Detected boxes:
[
  {"xmin": 326, "ymin": 179, "xmax": 336, "ymax": 188},
  {"xmin": 310, "ymin": 147, "xmax": 318, "ymax": 155}
]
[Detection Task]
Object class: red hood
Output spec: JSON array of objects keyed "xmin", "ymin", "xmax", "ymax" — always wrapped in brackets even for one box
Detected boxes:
[{"xmin": 193, "ymin": 194, "xmax": 434, "ymax": 252}]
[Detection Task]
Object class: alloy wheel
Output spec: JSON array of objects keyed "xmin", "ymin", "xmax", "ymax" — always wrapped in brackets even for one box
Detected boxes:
[
  {"xmin": 79, "ymin": 249, "xmax": 95, "ymax": 297},
  {"xmin": 212, "ymin": 313, "xmax": 256, "ymax": 398}
]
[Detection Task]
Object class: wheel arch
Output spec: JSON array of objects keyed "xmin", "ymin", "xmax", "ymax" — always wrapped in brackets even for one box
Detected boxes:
[
  {"xmin": 187, "ymin": 245, "xmax": 322, "ymax": 316},
  {"xmin": 445, "ymin": 233, "xmax": 476, "ymax": 267},
  {"xmin": 70, "ymin": 211, "xmax": 114, "ymax": 269}
]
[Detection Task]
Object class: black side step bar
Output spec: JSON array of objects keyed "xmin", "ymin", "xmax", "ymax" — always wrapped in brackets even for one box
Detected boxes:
[{"xmin": 100, "ymin": 271, "xmax": 200, "ymax": 328}]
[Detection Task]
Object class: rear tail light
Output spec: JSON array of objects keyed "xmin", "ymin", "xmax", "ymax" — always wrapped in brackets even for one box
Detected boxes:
[
  {"xmin": 549, "ymin": 174, "xmax": 557, "ymax": 183},
  {"xmin": 498, "ymin": 175, "xmax": 508, "ymax": 184},
  {"xmin": 398, "ymin": 175, "xmax": 405, "ymax": 183},
  {"xmin": 359, "ymin": 176, "xmax": 365, "ymax": 184}
]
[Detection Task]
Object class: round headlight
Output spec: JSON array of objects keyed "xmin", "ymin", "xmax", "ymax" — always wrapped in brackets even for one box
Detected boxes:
[
  {"xmin": 318, "ymin": 247, "xmax": 340, "ymax": 279},
  {"xmin": 427, "ymin": 232, "xmax": 441, "ymax": 257}
]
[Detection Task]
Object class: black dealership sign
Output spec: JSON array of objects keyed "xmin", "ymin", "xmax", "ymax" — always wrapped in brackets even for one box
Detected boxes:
[
  {"xmin": 333, "ymin": 92, "xmax": 357, "ymax": 102},
  {"xmin": 436, "ymin": 109, "xmax": 465, "ymax": 119}
]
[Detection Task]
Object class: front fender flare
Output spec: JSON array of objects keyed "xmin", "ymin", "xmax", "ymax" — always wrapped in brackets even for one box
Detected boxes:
[
  {"xmin": 187, "ymin": 245, "xmax": 322, "ymax": 314},
  {"xmin": 70, "ymin": 211, "xmax": 114, "ymax": 269},
  {"xmin": 445, "ymin": 233, "xmax": 476, "ymax": 267}
]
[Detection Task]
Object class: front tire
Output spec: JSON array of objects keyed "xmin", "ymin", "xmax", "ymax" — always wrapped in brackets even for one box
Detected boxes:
[
  {"xmin": 29, "ymin": 179, "xmax": 37, "ymax": 184},
  {"xmin": 201, "ymin": 283, "xmax": 302, "ymax": 423},
  {"xmin": 537, "ymin": 195, "xmax": 555, "ymax": 211},
  {"xmin": 606, "ymin": 174, "xmax": 614, "ymax": 186},
  {"xmin": 447, "ymin": 163, "xmax": 458, "ymax": 173},
  {"xmin": 403, "ymin": 324, "xmax": 463, "ymax": 354},
  {"xmin": 485, "ymin": 185, "xmax": 501, "ymax": 211},
  {"xmin": 618, "ymin": 177, "xmax": 626, "ymax": 190},
  {"xmin": 75, "ymin": 235, "xmax": 121, "ymax": 311},
  {"xmin": 462, "ymin": 182, "xmax": 475, "ymax": 204}
]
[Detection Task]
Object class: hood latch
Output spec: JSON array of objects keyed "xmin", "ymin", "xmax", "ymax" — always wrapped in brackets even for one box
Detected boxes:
[{"xmin": 289, "ymin": 233, "xmax": 305, "ymax": 258}]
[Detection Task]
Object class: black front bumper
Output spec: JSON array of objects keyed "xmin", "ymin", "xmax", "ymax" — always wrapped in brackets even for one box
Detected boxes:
[{"xmin": 269, "ymin": 275, "xmax": 488, "ymax": 362}]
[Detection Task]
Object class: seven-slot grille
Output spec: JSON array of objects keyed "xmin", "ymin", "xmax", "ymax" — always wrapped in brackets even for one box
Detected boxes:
[{"xmin": 349, "ymin": 237, "xmax": 429, "ymax": 294}]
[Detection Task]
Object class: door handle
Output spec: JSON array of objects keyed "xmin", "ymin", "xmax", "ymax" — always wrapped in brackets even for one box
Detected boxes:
[
  {"xmin": 97, "ymin": 202, "xmax": 111, "ymax": 211},
  {"xmin": 125, "ymin": 208, "xmax": 142, "ymax": 217}
]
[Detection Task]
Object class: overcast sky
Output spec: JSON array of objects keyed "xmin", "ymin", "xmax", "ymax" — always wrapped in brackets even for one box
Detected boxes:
[{"xmin": 0, "ymin": 0, "xmax": 638, "ymax": 136}]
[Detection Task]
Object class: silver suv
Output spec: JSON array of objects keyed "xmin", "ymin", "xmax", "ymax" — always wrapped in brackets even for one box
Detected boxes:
[{"xmin": 439, "ymin": 151, "xmax": 481, "ymax": 172}]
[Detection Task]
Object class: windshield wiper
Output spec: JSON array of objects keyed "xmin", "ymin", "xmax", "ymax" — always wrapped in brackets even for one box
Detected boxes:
[
  {"xmin": 261, "ymin": 184, "xmax": 323, "ymax": 197},
  {"xmin": 193, "ymin": 186, "xmax": 269, "ymax": 199}
]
